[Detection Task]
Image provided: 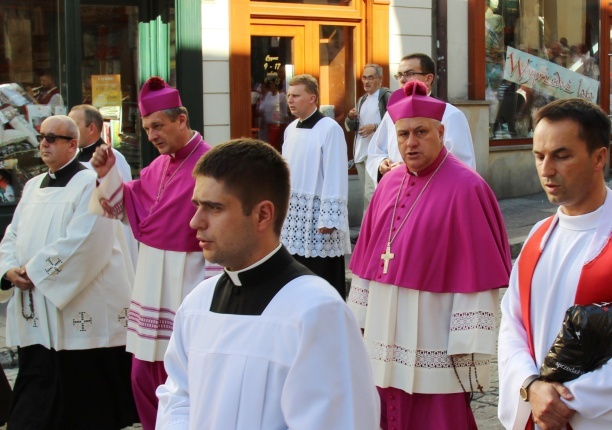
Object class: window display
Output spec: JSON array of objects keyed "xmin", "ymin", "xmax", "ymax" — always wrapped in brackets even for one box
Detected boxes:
[
  {"xmin": 0, "ymin": 1, "xmax": 62, "ymax": 203},
  {"xmin": 485, "ymin": 0, "xmax": 600, "ymax": 140},
  {"xmin": 0, "ymin": 85, "xmax": 49, "ymax": 201}
]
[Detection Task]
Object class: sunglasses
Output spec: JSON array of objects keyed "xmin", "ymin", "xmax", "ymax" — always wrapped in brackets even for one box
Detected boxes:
[{"xmin": 36, "ymin": 133, "xmax": 75, "ymax": 143}]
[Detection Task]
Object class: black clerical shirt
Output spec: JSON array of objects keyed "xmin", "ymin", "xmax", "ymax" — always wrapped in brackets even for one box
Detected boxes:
[
  {"xmin": 77, "ymin": 138, "xmax": 106, "ymax": 163},
  {"xmin": 209, "ymin": 246, "xmax": 313, "ymax": 316},
  {"xmin": 295, "ymin": 110, "xmax": 325, "ymax": 129},
  {"xmin": 41, "ymin": 157, "xmax": 87, "ymax": 188}
]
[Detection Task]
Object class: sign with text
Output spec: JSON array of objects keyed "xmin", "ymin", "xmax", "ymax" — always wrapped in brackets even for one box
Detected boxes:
[
  {"xmin": 503, "ymin": 47, "xmax": 599, "ymax": 103},
  {"xmin": 91, "ymin": 74, "xmax": 122, "ymax": 108},
  {"xmin": 263, "ymin": 54, "xmax": 283, "ymax": 86}
]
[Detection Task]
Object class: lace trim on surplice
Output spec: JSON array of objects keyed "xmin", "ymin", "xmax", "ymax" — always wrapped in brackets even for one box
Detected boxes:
[
  {"xmin": 449, "ymin": 311, "xmax": 495, "ymax": 332},
  {"xmin": 347, "ymin": 285, "xmax": 369, "ymax": 307},
  {"xmin": 366, "ymin": 339, "xmax": 490, "ymax": 369},
  {"xmin": 281, "ymin": 191, "xmax": 348, "ymax": 257}
]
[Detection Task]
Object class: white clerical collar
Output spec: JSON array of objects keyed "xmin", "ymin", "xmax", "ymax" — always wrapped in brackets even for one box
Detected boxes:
[
  {"xmin": 170, "ymin": 131, "xmax": 196, "ymax": 158},
  {"xmin": 48, "ymin": 152, "xmax": 79, "ymax": 178},
  {"xmin": 224, "ymin": 243, "xmax": 283, "ymax": 286},
  {"xmin": 299, "ymin": 108, "xmax": 318, "ymax": 123}
]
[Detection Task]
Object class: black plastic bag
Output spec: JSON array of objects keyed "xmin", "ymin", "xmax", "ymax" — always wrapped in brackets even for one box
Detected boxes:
[{"xmin": 539, "ymin": 302, "xmax": 612, "ymax": 383}]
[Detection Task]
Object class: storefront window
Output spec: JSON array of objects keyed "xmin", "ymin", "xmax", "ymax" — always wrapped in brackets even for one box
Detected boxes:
[
  {"xmin": 318, "ymin": 25, "xmax": 355, "ymax": 131},
  {"xmin": 0, "ymin": 1, "xmax": 62, "ymax": 204},
  {"xmin": 485, "ymin": 0, "xmax": 600, "ymax": 140},
  {"xmin": 84, "ymin": 0, "xmax": 176, "ymax": 174},
  {"xmin": 81, "ymin": 5, "xmax": 142, "ymax": 177},
  {"xmin": 251, "ymin": 36, "xmax": 293, "ymax": 152}
]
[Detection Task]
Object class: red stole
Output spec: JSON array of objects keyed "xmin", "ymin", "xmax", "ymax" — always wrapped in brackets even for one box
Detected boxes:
[{"xmin": 518, "ymin": 216, "xmax": 612, "ymax": 430}]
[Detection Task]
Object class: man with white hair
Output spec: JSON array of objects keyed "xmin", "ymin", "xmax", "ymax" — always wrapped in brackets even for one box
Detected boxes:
[{"xmin": 345, "ymin": 63, "xmax": 392, "ymax": 210}]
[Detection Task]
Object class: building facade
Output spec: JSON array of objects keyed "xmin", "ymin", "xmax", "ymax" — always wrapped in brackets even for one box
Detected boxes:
[
  {"xmin": 0, "ymin": 0, "xmax": 609, "ymax": 229},
  {"xmin": 216, "ymin": 0, "xmax": 610, "ymax": 217}
]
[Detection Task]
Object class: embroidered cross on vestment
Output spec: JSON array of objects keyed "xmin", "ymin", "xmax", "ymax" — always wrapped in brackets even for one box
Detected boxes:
[
  {"xmin": 45, "ymin": 257, "xmax": 63, "ymax": 275},
  {"xmin": 73, "ymin": 311, "xmax": 93, "ymax": 332}
]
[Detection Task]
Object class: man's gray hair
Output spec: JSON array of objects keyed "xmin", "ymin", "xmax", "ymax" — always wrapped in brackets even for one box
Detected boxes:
[{"xmin": 364, "ymin": 63, "xmax": 383, "ymax": 78}]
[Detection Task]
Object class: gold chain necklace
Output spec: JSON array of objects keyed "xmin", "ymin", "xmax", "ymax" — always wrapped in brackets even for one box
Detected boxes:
[
  {"xmin": 380, "ymin": 151, "xmax": 449, "ymax": 274},
  {"xmin": 150, "ymin": 142, "xmax": 199, "ymax": 214}
]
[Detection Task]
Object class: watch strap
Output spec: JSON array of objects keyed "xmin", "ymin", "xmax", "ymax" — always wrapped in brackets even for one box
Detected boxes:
[{"xmin": 520, "ymin": 374, "xmax": 539, "ymax": 401}]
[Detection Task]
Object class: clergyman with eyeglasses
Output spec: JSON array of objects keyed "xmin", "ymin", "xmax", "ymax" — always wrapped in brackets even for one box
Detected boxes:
[
  {"xmin": 345, "ymin": 64, "xmax": 392, "ymax": 213},
  {"xmin": 0, "ymin": 115, "xmax": 138, "ymax": 428},
  {"xmin": 365, "ymin": 53, "xmax": 476, "ymax": 185}
]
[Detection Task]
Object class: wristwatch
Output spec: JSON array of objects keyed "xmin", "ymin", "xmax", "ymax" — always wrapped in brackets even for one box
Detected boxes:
[{"xmin": 520, "ymin": 374, "xmax": 539, "ymax": 402}]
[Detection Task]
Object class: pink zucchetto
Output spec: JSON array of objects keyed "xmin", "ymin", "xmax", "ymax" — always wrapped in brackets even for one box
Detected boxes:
[
  {"xmin": 138, "ymin": 76, "xmax": 182, "ymax": 117},
  {"xmin": 386, "ymin": 81, "xmax": 446, "ymax": 123}
]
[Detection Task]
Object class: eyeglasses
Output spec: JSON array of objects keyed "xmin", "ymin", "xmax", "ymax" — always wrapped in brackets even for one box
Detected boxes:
[
  {"xmin": 394, "ymin": 71, "xmax": 429, "ymax": 80},
  {"xmin": 36, "ymin": 133, "xmax": 75, "ymax": 143},
  {"xmin": 361, "ymin": 75, "xmax": 379, "ymax": 81}
]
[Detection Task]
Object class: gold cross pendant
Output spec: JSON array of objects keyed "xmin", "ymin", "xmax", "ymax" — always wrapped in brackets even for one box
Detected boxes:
[{"xmin": 381, "ymin": 243, "xmax": 395, "ymax": 274}]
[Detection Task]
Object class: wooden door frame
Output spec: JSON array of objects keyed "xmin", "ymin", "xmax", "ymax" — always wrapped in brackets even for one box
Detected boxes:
[
  {"xmin": 229, "ymin": 0, "xmax": 388, "ymax": 139},
  {"xmin": 250, "ymin": 23, "xmax": 306, "ymax": 77}
]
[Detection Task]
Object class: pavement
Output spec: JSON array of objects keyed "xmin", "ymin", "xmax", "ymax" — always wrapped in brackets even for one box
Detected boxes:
[{"xmin": 0, "ymin": 191, "xmax": 558, "ymax": 429}]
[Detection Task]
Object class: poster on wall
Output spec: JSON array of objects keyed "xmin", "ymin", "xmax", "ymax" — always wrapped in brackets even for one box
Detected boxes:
[
  {"xmin": 503, "ymin": 47, "xmax": 599, "ymax": 103},
  {"xmin": 91, "ymin": 74, "xmax": 122, "ymax": 108}
]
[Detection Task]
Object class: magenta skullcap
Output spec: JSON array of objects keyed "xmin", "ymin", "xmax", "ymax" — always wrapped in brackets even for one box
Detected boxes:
[
  {"xmin": 387, "ymin": 81, "xmax": 446, "ymax": 123},
  {"xmin": 138, "ymin": 77, "xmax": 183, "ymax": 117}
]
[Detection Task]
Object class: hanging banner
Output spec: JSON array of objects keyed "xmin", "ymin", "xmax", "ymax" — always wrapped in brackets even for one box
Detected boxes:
[
  {"xmin": 503, "ymin": 47, "xmax": 599, "ymax": 103},
  {"xmin": 91, "ymin": 74, "xmax": 122, "ymax": 108}
]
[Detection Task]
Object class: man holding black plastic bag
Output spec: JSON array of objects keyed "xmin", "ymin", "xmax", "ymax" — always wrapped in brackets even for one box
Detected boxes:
[{"xmin": 498, "ymin": 98, "xmax": 612, "ymax": 430}]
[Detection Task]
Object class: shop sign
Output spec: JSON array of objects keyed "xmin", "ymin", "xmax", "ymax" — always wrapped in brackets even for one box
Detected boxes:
[
  {"xmin": 263, "ymin": 54, "xmax": 283, "ymax": 85},
  {"xmin": 503, "ymin": 46, "xmax": 599, "ymax": 103},
  {"xmin": 91, "ymin": 75, "xmax": 122, "ymax": 107}
]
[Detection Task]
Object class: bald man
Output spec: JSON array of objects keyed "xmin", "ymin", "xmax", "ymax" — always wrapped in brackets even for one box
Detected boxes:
[{"xmin": 0, "ymin": 116, "xmax": 137, "ymax": 428}]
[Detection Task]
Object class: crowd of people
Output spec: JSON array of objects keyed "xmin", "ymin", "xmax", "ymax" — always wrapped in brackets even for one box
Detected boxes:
[{"xmin": 0, "ymin": 50, "xmax": 610, "ymax": 430}]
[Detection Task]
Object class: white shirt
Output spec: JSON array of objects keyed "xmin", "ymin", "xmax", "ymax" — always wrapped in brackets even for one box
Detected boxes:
[
  {"xmin": 258, "ymin": 92, "xmax": 288, "ymax": 125},
  {"xmin": 48, "ymin": 93, "xmax": 64, "ymax": 113},
  {"xmin": 354, "ymin": 90, "xmax": 382, "ymax": 163}
]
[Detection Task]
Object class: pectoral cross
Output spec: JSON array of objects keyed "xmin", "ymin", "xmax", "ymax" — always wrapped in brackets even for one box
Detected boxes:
[{"xmin": 381, "ymin": 243, "xmax": 395, "ymax": 274}]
